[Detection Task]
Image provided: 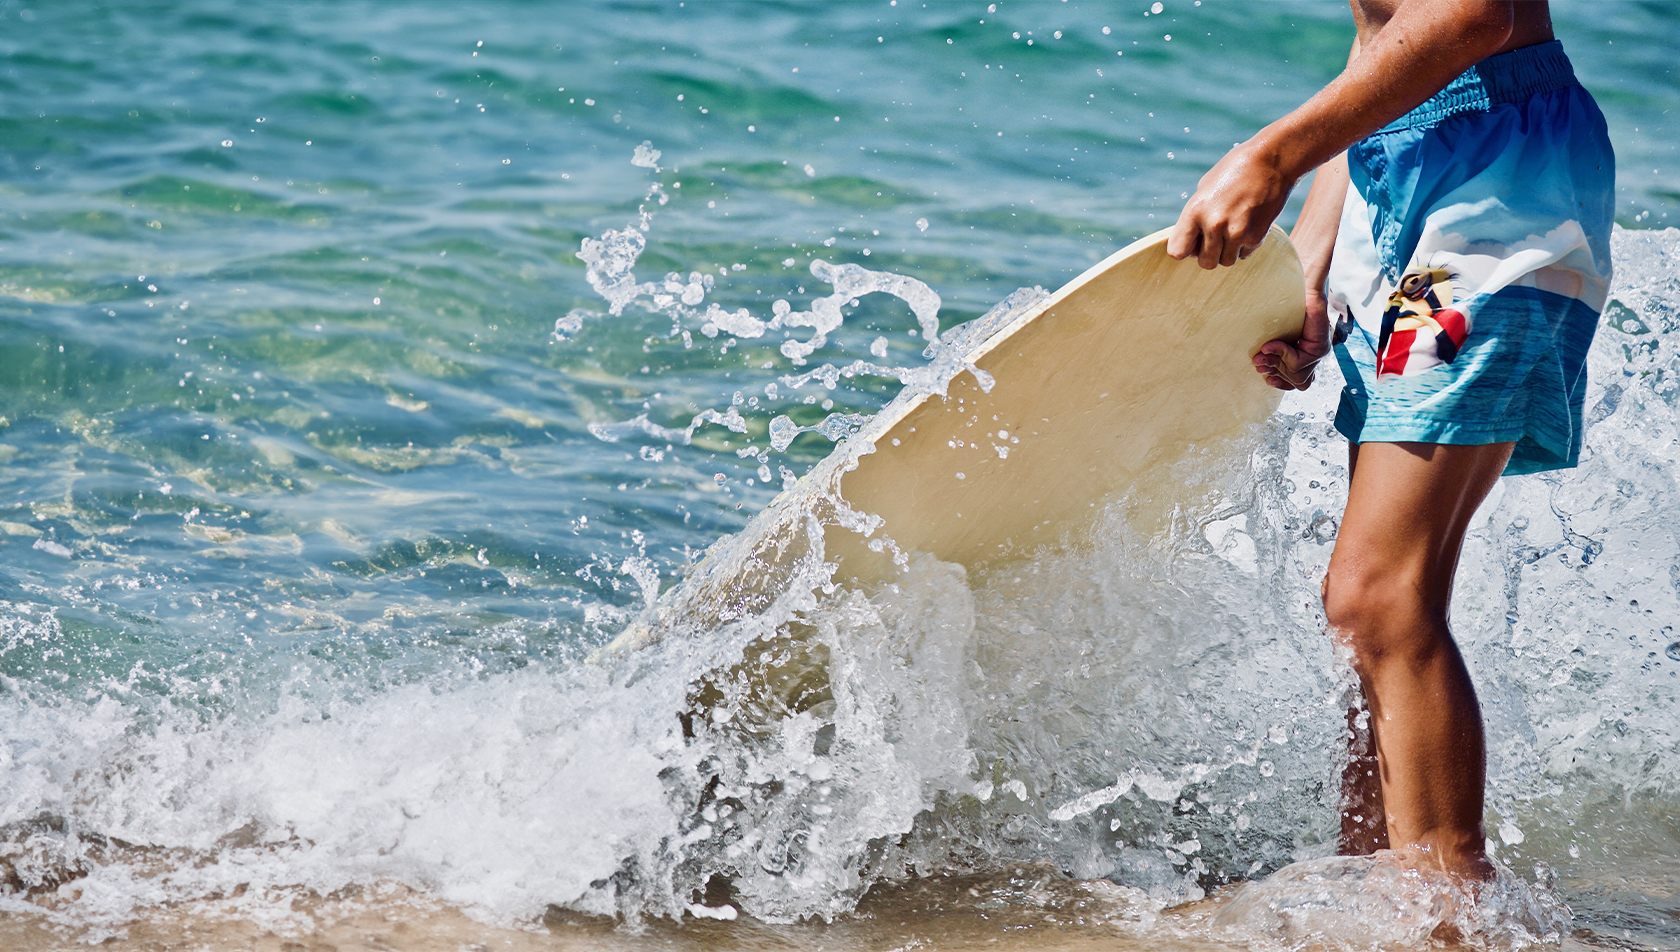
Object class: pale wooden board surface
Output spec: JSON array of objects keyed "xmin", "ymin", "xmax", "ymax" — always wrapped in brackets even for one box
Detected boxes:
[
  {"xmin": 828, "ymin": 225, "xmax": 1304, "ymax": 578},
  {"xmin": 599, "ymin": 226, "xmax": 1304, "ymax": 654}
]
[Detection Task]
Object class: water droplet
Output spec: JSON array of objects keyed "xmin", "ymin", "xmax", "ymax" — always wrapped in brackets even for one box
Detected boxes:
[{"xmin": 1666, "ymin": 642, "xmax": 1680, "ymax": 662}]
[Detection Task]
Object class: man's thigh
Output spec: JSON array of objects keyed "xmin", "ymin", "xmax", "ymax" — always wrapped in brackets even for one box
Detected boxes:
[{"xmin": 1335, "ymin": 441, "xmax": 1515, "ymax": 608}]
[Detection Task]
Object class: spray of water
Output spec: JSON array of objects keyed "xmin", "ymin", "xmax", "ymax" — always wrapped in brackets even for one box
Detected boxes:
[
  {"xmin": 1, "ymin": 136, "xmax": 1675, "ymax": 949},
  {"xmin": 569, "ymin": 144, "xmax": 1036, "ymax": 482}
]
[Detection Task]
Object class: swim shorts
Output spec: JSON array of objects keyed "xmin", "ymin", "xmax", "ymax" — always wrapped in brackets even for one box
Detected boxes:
[{"xmin": 1326, "ymin": 40, "xmax": 1615, "ymax": 476}]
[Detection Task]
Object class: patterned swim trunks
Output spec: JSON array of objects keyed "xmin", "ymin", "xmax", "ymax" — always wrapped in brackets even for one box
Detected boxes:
[{"xmin": 1327, "ymin": 40, "xmax": 1615, "ymax": 476}]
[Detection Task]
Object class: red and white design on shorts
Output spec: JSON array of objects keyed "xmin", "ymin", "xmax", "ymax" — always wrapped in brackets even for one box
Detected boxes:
[{"xmin": 1374, "ymin": 267, "xmax": 1470, "ymax": 381}]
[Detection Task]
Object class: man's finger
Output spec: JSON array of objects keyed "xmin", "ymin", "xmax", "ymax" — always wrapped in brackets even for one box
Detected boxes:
[
  {"xmin": 1197, "ymin": 234, "xmax": 1221, "ymax": 270},
  {"xmin": 1219, "ymin": 240, "xmax": 1241, "ymax": 268},
  {"xmin": 1165, "ymin": 216, "xmax": 1200, "ymax": 260}
]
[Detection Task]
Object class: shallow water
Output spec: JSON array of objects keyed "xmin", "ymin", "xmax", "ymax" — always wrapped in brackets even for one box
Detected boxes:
[{"xmin": 1, "ymin": 1, "xmax": 1678, "ymax": 949}]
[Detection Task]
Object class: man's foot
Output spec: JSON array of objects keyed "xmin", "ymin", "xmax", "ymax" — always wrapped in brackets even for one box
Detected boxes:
[{"xmin": 1212, "ymin": 852, "xmax": 1566, "ymax": 946}]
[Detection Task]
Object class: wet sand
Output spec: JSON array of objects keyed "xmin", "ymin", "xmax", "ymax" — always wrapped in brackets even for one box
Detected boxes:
[{"xmin": 0, "ymin": 867, "xmax": 1664, "ymax": 952}]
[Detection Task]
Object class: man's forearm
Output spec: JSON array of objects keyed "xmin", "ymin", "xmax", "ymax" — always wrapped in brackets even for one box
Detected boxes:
[
  {"xmin": 1252, "ymin": 0, "xmax": 1515, "ymax": 185},
  {"xmin": 1291, "ymin": 152, "xmax": 1350, "ymax": 296},
  {"xmin": 1168, "ymin": 0, "xmax": 1517, "ymax": 271}
]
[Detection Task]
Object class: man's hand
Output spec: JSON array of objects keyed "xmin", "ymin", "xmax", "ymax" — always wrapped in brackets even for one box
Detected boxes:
[
  {"xmin": 1254, "ymin": 290, "xmax": 1332, "ymax": 390},
  {"xmin": 1166, "ymin": 141, "xmax": 1297, "ymax": 270}
]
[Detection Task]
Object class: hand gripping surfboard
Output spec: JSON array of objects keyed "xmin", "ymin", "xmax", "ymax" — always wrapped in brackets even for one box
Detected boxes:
[{"xmin": 595, "ymin": 225, "xmax": 1304, "ymax": 657}]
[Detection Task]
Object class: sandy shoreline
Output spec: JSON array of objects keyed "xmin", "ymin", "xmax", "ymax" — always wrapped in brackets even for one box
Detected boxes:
[
  {"xmin": 0, "ymin": 872, "xmax": 1173, "ymax": 952},
  {"xmin": 0, "ymin": 866, "xmax": 1659, "ymax": 952}
]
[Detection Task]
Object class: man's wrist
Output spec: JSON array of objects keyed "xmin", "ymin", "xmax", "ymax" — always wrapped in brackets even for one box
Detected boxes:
[{"xmin": 1247, "ymin": 122, "xmax": 1326, "ymax": 190}]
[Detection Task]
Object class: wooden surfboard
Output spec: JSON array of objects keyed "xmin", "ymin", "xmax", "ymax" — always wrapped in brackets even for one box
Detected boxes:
[{"xmin": 598, "ymin": 225, "xmax": 1304, "ymax": 655}]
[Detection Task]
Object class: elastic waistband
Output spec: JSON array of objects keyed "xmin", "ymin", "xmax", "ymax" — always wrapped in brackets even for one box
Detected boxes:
[{"xmin": 1378, "ymin": 40, "xmax": 1577, "ymax": 132}]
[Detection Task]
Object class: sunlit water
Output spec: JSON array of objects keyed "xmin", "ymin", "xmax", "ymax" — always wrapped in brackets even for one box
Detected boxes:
[{"xmin": 1, "ymin": 2, "xmax": 1677, "ymax": 950}]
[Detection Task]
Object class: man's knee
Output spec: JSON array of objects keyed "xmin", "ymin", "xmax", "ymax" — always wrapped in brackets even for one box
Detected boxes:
[
  {"xmin": 1321, "ymin": 563, "xmax": 1446, "ymax": 673},
  {"xmin": 1322, "ymin": 561, "xmax": 1385, "ymax": 635}
]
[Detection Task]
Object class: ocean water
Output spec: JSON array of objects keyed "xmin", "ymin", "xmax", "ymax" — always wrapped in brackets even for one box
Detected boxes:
[{"xmin": 1, "ymin": 1, "xmax": 1677, "ymax": 949}]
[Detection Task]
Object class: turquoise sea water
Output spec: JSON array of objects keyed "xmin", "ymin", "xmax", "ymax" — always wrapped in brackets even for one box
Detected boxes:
[{"xmin": 1, "ymin": 2, "xmax": 1678, "ymax": 948}]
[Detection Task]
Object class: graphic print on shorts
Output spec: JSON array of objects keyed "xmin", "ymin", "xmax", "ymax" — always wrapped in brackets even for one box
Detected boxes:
[{"xmin": 1374, "ymin": 267, "xmax": 1468, "ymax": 381}]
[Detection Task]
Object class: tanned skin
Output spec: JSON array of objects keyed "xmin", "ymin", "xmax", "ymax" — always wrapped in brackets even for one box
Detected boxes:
[{"xmin": 1168, "ymin": 1, "xmax": 1556, "ymax": 881}]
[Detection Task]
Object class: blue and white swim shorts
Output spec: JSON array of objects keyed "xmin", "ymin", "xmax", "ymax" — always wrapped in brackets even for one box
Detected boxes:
[{"xmin": 1327, "ymin": 40, "xmax": 1615, "ymax": 476}]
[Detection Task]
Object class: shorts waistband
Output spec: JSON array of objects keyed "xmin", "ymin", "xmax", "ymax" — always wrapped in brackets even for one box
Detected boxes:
[{"xmin": 1378, "ymin": 40, "xmax": 1577, "ymax": 132}]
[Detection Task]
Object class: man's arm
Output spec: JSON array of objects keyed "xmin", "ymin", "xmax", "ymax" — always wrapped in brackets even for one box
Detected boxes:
[
  {"xmin": 1167, "ymin": 0, "xmax": 1516, "ymax": 270},
  {"xmin": 1253, "ymin": 150, "xmax": 1349, "ymax": 390},
  {"xmin": 1251, "ymin": 38, "xmax": 1361, "ymax": 391}
]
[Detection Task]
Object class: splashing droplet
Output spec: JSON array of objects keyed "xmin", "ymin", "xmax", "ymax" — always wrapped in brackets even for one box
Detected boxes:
[{"xmin": 631, "ymin": 140, "xmax": 662, "ymax": 170}]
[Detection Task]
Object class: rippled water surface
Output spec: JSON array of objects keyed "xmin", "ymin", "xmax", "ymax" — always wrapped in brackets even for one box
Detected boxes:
[{"xmin": 1, "ymin": 2, "xmax": 1677, "ymax": 949}]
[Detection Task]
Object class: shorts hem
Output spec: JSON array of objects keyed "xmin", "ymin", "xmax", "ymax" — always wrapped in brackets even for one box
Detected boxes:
[
  {"xmin": 1333, "ymin": 406, "xmax": 1578, "ymax": 475},
  {"xmin": 1343, "ymin": 418, "xmax": 1526, "ymax": 447}
]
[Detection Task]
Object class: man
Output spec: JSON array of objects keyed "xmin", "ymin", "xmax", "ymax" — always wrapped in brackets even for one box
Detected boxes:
[{"xmin": 1168, "ymin": 0, "xmax": 1613, "ymax": 881}]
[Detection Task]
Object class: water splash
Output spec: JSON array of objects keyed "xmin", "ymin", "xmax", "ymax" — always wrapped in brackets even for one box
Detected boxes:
[
  {"xmin": 570, "ymin": 143, "xmax": 1023, "ymax": 470},
  {"xmin": 631, "ymin": 140, "xmax": 663, "ymax": 171},
  {"xmin": 3, "ymin": 204, "xmax": 1677, "ymax": 946},
  {"xmin": 1212, "ymin": 853, "xmax": 1568, "ymax": 950},
  {"xmin": 543, "ymin": 225, "xmax": 1680, "ymax": 926},
  {"xmin": 775, "ymin": 259, "xmax": 941, "ymax": 366},
  {"xmin": 574, "ymin": 147, "xmax": 674, "ymax": 318}
]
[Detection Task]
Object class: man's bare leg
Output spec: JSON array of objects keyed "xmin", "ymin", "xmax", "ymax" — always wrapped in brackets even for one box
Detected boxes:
[
  {"xmin": 1322, "ymin": 440, "xmax": 1513, "ymax": 880},
  {"xmin": 1339, "ymin": 697, "xmax": 1390, "ymax": 854},
  {"xmin": 1337, "ymin": 441, "xmax": 1389, "ymax": 856}
]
